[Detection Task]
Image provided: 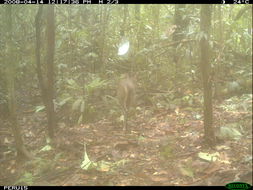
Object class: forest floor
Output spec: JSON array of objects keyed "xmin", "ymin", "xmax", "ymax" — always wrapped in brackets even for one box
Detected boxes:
[{"xmin": 0, "ymin": 94, "xmax": 252, "ymax": 186}]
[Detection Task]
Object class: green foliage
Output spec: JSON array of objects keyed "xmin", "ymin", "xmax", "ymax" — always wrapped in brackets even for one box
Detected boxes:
[
  {"xmin": 15, "ymin": 153, "xmax": 64, "ymax": 185},
  {"xmin": 15, "ymin": 172, "xmax": 34, "ymax": 186},
  {"xmin": 85, "ymin": 77, "xmax": 107, "ymax": 94},
  {"xmin": 160, "ymin": 144, "xmax": 174, "ymax": 159},
  {"xmin": 81, "ymin": 144, "xmax": 128, "ymax": 172},
  {"xmin": 180, "ymin": 166, "xmax": 194, "ymax": 178},
  {"xmin": 219, "ymin": 94, "xmax": 252, "ymax": 112},
  {"xmin": 1, "ymin": 5, "xmax": 251, "ymax": 127},
  {"xmin": 219, "ymin": 125, "xmax": 242, "ymax": 140},
  {"xmin": 198, "ymin": 152, "xmax": 219, "ymax": 162},
  {"xmin": 39, "ymin": 144, "xmax": 52, "ymax": 152},
  {"xmin": 57, "ymin": 74, "xmax": 108, "ymax": 124},
  {"xmin": 35, "ymin": 105, "xmax": 45, "ymax": 113}
]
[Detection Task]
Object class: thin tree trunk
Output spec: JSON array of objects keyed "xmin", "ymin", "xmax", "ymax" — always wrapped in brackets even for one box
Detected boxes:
[
  {"xmin": 45, "ymin": 5, "xmax": 56, "ymax": 139},
  {"xmin": 172, "ymin": 4, "xmax": 186, "ymax": 93}
]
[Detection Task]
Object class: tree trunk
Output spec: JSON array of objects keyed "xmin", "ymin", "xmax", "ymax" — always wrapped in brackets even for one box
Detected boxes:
[
  {"xmin": 152, "ymin": 5, "xmax": 160, "ymax": 84},
  {"xmin": 172, "ymin": 4, "xmax": 186, "ymax": 93},
  {"xmin": 99, "ymin": 6, "xmax": 110, "ymax": 73},
  {"xmin": 199, "ymin": 5, "xmax": 215, "ymax": 146},
  {"xmin": 35, "ymin": 5, "xmax": 56, "ymax": 139},
  {"xmin": 133, "ymin": 4, "xmax": 141, "ymax": 72},
  {"xmin": 5, "ymin": 5, "xmax": 32, "ymax": 160},
  {"xmin": 45, "ymin": 5, "xmax": 56, "ymax": 139}
]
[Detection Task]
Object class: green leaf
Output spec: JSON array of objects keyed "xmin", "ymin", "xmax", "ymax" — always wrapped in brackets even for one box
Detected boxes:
[
  {"xmin": 194, "ymin": 114, "xmax": 202, "ymax": 120},
  {"xmin": 138, "ymin": 135, "xmax": 146, "ymax": 142},
  {"xmin": 198, "ymin": 152, "xmax": 219, "ymax": 162},
  {"xmin": 15, "ymin": 172, "xmax": 34, "ymax": 185},
  {"xmin": 66, "ymin": 79, "xmax": 76, "ymax": 86},
  {"xmin": 220, "ymin": 126, "xmax": 242, "ymax": 140},
  {"xmin": 58, "ymin": 97, "xmax": 72, "ymax": 106},
  {"xmin": 80, "ymin": 147, "xmax": 92, "ymax": 170},
  {"xmin": 40, "ymin": 145, "xmax": 52, "ymax": 152},
  {"xmin": 66, "ymin": 79, "xmax": 79, "ymax": 89},
  {"xmin": 113, "ymin": 159, "xmax": 128, "ymax": 168},
  {"xmin": 85, "ymin": 77, "xmax": 108, "ymax": 94},
  {"xmin": 180, "ymin": 167, "xmax": 194, "ymax": 178},
  {"xmin": 35, "ymin": 105, "xmax": 45, "ymax": 113},
  {"xmin": 97, "ymin": 160, "xmax": 111, "ymax": 172},
  {"xmin": 88, "ymin": 52, "xmax": 98, "ymax": 58}
]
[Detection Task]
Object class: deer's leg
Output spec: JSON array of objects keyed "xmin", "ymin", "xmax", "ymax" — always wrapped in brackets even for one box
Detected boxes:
[{"xmin": 123, "ymin": 107, "xmax": 127, "ymax": 131}]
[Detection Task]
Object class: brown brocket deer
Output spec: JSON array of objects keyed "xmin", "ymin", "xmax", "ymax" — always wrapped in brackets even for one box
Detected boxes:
[{"xmin": 117, "ymin": 73, "xmax": 136, "ymax": 131}]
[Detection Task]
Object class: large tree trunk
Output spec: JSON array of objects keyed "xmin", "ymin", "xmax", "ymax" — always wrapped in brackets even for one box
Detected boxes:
[
  {"xmin": 35, "ymin": 5, "xmax": 56, "ymax": 139},
  {"xmin": 199, "ymin": 5, "xmax": 215, "ymax": 146},
  {"xmin": 5, "ymin": 6, "xmax": 32, "ymax": 159}
]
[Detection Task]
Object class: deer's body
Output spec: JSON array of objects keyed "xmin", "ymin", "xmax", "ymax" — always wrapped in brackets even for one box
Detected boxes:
[{"xmin": 117, "ymin": 74, "xmax": 136, "ymax": 131}]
